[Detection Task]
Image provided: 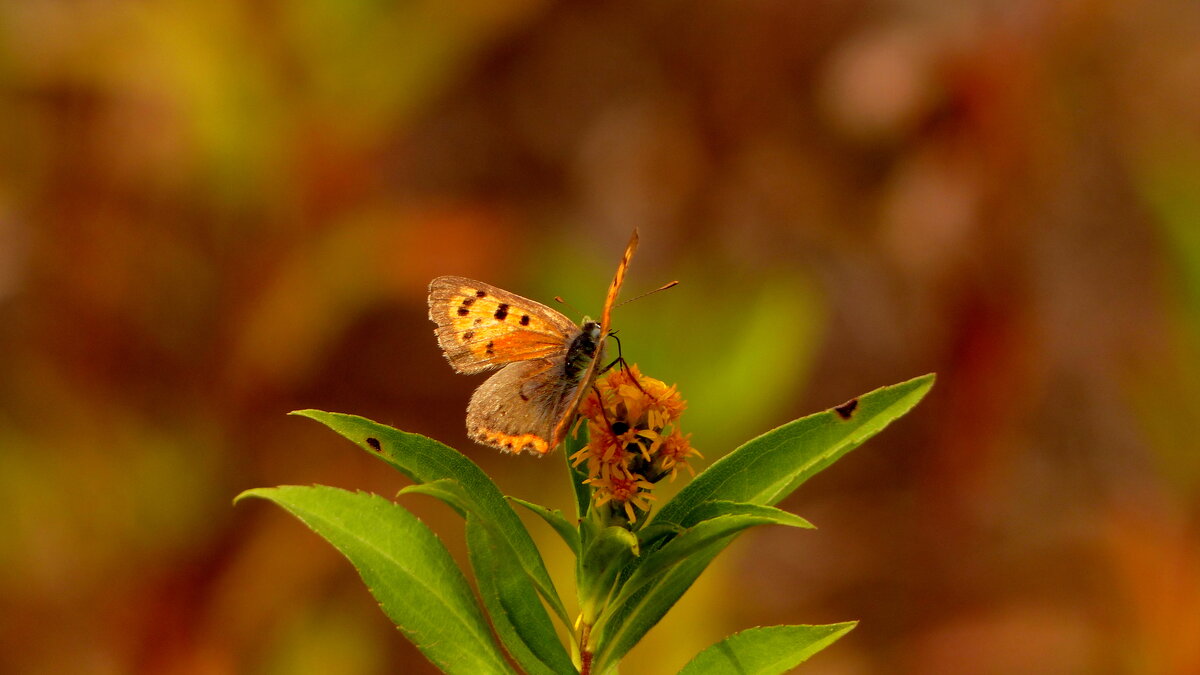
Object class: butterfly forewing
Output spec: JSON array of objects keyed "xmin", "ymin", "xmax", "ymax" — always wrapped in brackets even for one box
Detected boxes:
[
  {"xmin": 428, "ymin": 230, "xmax": 639, "ymax": 455},
  {"xmin": 548, "ymin": 230, "xmax": 638, "ymax": 448},
  {"xmin": 599, "ymin": 230, "xmax": 638, "ymax": 335},
  {"xmin": 428, "ymin": 276, "xmax": 578, "ymax": 374}
]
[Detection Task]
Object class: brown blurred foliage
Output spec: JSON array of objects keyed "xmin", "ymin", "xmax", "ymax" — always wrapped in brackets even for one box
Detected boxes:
[{"xmin": 2, "ymin": 1, "xmax": 1198, "ymax": 673}]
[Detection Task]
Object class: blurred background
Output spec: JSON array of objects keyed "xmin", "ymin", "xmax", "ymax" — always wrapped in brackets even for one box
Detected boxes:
[{"xmin": 2, "ymin": 1, "xmax": 1198, "ymax": 673}]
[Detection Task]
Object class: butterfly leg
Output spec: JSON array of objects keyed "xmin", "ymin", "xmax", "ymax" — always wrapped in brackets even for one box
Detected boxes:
[
  {"xmin": 604, "ymin": 333, "xmax": 654, "ymax": 399},
  {"xmin": 590, "ymin": 383, "xmax": 613, "ymax": 430}
]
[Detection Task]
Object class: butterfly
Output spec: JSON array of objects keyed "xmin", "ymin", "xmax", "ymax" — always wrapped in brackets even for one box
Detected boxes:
[{"xmin": 428, "ymin": 230, "xmax": 638, "ymax": 455}]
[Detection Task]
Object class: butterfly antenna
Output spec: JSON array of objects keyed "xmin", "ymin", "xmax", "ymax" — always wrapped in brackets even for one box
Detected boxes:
[
  {"xmin": 554, "ymin": 295, "xmax": 582, "ymax": 316},
  {"xmin": 615, "ymin": 280, "xmax": 679, "ymax": 309}
]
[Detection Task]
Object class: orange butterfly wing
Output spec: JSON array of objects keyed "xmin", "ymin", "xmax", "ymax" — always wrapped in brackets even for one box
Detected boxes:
[
  {"xmin": 464, "ymin": 358, "xmax": 571, "ymax": 455},
  {"xmin": 428, "ymin": 276, "xmax": 578, "ymax": 375},
  {"xmin": 428, "ymin": 230, "xmax": 639, "ymax": 455},
  {"xmin": 548, "ymin": 229, "xmax": 639, "ymax": 449}
]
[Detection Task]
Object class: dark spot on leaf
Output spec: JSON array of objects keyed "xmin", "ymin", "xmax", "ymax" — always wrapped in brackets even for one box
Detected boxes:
[
  {"xmin": 494, "ymin": 303, "xmax": 509, "ymax": 321},
  {"xmin": 456, "ymin": 307, "xmax": 469, "ymax": 316},
  {"xmin": 611, "ymin": 421, "xmax": 630, "ymax": 435},
  {"xmin": 462, "ymin": 330, "xmax": 474, "ymax": 341},
  {"xmin": 834, "ymin": 398, "xmax": 858, "ymax": 420},
  {"xmin": 475, "ymin": 289, "xmax": 487, "ymax": 298},
  {"xmin": 365, "ymin": 437, "xmax": 381, "ymax": 451},
  {"xmin": 520, "ymin": 315, "xmax": 531, "ymax": 326}
]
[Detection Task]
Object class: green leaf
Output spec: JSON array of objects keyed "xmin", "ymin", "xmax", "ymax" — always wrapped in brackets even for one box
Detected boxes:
[
  {"xmin": 397, "ymin": 478, "xmax": 471, "ymax": 516},
  {"xmin": 677, "ymin": 623, "xmax": 857, "ymax": 675},
  {"xmin": 594, "ymin": 375, "xmax": 932, "ymax": 670},
  {"xmin": 654, "ymin": 374, "xmax": 935, "ymax": 529},
  {"xmin": 634, "ymin": 521, "xmax": 683, "ymax": 550},
  {"xmin": 563, "ymin": 425, "xmax": 591, "ymax": 519},
  {"xmin": 592, "ymin": 543, "xmax": 724, "ymax": 673},
  {"xmin": 577, "ymin": 525, "xmax": 640, "ymax": 627},
  {"xmin": 509, "ymin": 496, "xmax": 581, "ymax": 555},
  {"xmin": 466, "ymin": 516, "xmax": 577, "ymax": 675},
  {"xmin": 684, "ymin": 501, "xmax": 816, "ymax": 530},
  {"xmin": 291, "ymin": 410, "xmax": 569, "ymax": 624},
  {"xmin": 595, "ymin": 508, "xmax": 813, "ymax": 665},
  {"xmin": 621, "ymin": 508, "xmax": 812, "ymax": 591},
  {"xmin": 578, "ymin": 515, "xmax": 600, "ymax": 556},
  {"xmin": 236, "ymin": 486, "xmax": 515, "ymax": 675}
]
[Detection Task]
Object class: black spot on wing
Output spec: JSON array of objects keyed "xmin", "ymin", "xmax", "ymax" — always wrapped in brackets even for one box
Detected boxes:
[
  {"xmin": 475, "ymin": 289, "xmax": 487, "ymax": 298},
  {"xmin": 486, "ymin": 340, "xmax": 495, "ymax": 356},
  {"xmin": 834, "ymin": 398, "xmax": 858, "ymax": 419},
  {"xmin": 520, "ymin": 315, "xmax": 531, "ymax": 326},
  {"xmin": 456, "ymin": 307, "xmax": 469, "ymax": 316},
  {"xmin": 462, "ymin": 330, "xmax": 474, "ymax": 341},
  {"xmin": 461, "ymin": 296, "xmax": 475, "ymax": 307},
  {"xmin": 365, "ymin": 437, "xmax": 381, "ymax": 451},
  {"xmin": 494, "ymin": 303, "xmax": 509, "ymax": 321}
]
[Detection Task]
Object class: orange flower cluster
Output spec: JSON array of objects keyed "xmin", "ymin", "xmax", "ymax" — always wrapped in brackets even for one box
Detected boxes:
[{"xmin": 571, "ymin": 364, "xmax": 698, "ymax": 522}]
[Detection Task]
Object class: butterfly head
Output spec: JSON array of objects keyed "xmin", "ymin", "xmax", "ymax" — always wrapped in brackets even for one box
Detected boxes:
[{"xmin": 580, "ymin": 318, "xmax": 605, "ymax": 353}]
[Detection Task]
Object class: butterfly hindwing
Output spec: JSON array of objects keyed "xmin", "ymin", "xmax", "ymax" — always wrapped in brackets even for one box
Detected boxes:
[
  {"xmin": 428, "ymin": 275, "xmax": 578, "ymax": 374},
  {"xmin": 427, "ymin": 230, "xmax": 640, "ymax": 455},
  {"xmin": 465, "ymin": 358, "xmax": 586, "ymax": 454}
]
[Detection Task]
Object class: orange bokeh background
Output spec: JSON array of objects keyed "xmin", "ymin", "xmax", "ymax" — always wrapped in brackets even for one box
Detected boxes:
[{"xmin": 2, "ymin": 2, "xmax": 1198, "ymax": 673}]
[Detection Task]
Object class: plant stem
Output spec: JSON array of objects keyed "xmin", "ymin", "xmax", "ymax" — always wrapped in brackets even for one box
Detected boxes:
[{"xmin": 579, "ymin": 623, "xmax": 593, "ymax": 675}]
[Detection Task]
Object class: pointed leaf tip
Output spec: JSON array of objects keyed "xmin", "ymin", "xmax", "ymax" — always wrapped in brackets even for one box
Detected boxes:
[
  {"xmin": 654, "ymin": 373, "xmax": 937, "ymax": 529},
  {"xmin": 678, "ymin": 622, "xmax": 858, "ymax": 675},
  {"xmin": 233, "ymin": 487, "xmax": 268, "ymax": 506}
]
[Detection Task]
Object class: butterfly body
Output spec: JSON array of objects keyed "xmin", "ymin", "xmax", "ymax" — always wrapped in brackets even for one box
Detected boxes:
[{"xmin": 428, "ymin": 232, "xmax": 637, "ymax": 455}]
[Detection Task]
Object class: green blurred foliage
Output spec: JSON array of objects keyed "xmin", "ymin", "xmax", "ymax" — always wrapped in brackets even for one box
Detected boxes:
[{"xmin": 1, "ymin": 0, "xmax": 1198, "ymax": 673}]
